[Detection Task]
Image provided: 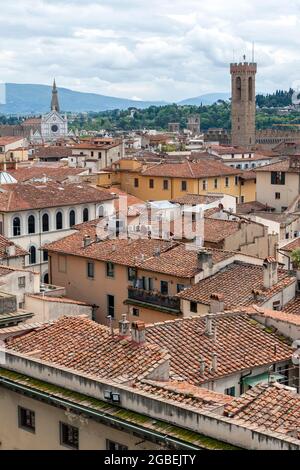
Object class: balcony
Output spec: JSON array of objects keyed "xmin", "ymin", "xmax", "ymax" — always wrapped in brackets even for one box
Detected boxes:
[{"xmin": 127, "ymin": 287, "xmax": 181, "ymax": 313}]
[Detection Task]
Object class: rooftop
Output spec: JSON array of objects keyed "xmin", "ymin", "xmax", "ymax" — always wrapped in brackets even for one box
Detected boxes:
[
  {"xmin": 9, "ymin": 165, "xmax": 86, "ymax": 183},
  {"xmin": 280, "ymin": 237, "xmax": 300, "ymax": 253},
  {"xmin": 0, "ymin": 235, "xmax": 28, "ymax": 259},
  {"xmin": 170, "ymin": 194, "xmax": 221, "ymax": 205},
  {"xmin": 255, "ymin": 156, "xmax": 300, "ymax": 173},
  {"xmin": 177, "ymin": 262, "xmax": 296, "ymax": 309},
  {"xmin": 0, "ymin": 182, "xmax": 115, "ymax": 212},
  {"xmin": 236, "ymin": 201, "xmax": 274, "ymax": 214},
  {"xmin": 145, "ymin": 313, "xmax": 292, "ymax": 385},
  {"xmin": 224, "ymin": 382, "xmax": 300, "ymax": 439},
  {"xmin": 141, "ymin": 160, "xmax": 241, "ymax": 178},
  {"xmin": 6, "ymin": 316, "xmax": 168, "ymax": 384}
]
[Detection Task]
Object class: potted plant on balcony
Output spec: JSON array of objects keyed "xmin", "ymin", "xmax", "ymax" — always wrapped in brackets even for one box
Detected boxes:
[{"xmin": 291, "ymin": 248, "xmax": 300, "ymax": 270}]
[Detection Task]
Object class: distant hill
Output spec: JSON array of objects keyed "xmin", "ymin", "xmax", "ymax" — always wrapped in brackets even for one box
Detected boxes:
[
  {"xmin": 0, "ymin": 83, "xmax": 168, "ymax": 115},
  {"xmin": 178, "ymin": 93, "xmax": 230, "ymax": 106}
]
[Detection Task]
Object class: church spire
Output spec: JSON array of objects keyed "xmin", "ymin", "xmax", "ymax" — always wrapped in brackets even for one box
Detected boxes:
[{"xmin": 51, "ymin": 78, "xmax": 60, "ymax": 112}]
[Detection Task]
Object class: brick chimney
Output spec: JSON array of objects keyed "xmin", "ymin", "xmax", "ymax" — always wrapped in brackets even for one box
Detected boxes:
[
  {"xmin": 119, "ymin": 314, "xmax": 130, "ymax": 338},
  {"xmin": 131, "ymin": 321, "xmax": 146, "ymax": 344},
  {"xmin": 263, "ymin": 257, "xmax": 278, "ymax": 289},
  {"xmin": 209, "ymin": 293, "xmax": 224, "ymax": 313},
  {"xmin": 197, "ymin": 249, "xmax": 213, "ymax": 271}
]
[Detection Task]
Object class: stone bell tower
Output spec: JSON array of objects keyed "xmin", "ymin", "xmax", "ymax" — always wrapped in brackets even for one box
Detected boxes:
[{"xmin": 230, "ymin": 59, "xmax": 257, "ymax": 148}]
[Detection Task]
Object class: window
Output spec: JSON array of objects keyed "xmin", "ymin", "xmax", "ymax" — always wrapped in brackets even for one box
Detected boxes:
[
  {"xmin": 142, "ymin": 277, "xmax": 153, "ymax": 291},
  {"xmin": 60, "ymin": 422, "xmax": 79, "ymax": 450},
  {"xmin": 58, "ymin": 255, "xmax": 67, "ymax": 273},
  {"xmin": 42, "ymin": 214, "xmax": 49, "ymax": 232},
  {"xmin": 240, "ymin": 196, "xmax": 245, "ymax": 203},
  {"xmin": 163, "ymin": 180, "xmax": 169, "ymax": 190},
  {"xmin": 18, "ymin": 407, "xmax": 35, "ymax": 433},
  {"xmin": 236, "ymin": 76, "xmax": 241, "ymax": 100},
  {"xmin": 18, "ymin": 277, "xmax": 26, "ymax": 288},
  {"xmin": 225, "ymin": 177, "xmax": 229, "ymax": 188},
  {"xmin": 177, "ymin": 284, "xmax": 185, "ymax": 294},
  {"xmin": 181, "ymin": 180, "xmax": 187, "ymax": 191},
  {"xmin": 43, "ymin": 250, "xmax": 48, "ymax": 262},
  {"xmin": 106, "ymin": 440, "xmax": 128, "ymax": 451},
  {"xmin": 235, "ymin": 176, "xmax": 239, "ymax": 186},
  {"xmin": 69, "ymin": 210, "xmax": 76, "ymax": 227},
  {"xmin": 91, "ymin": 151, "xmax": 94, "ymax": 157},
  {"xmin": 128, "ymin": 267, "xmax": 137, "ymax": 281},
  {"xmin": 149, "ymin": 179, "xmax": 154, "ymax": 189},
  {"xmin": 87, "ymin": 261, "xmax": 94, "ymax": 279},
  {"xmin": 43, "ymin": 273, "xmax": 49, "ymax": 284},
  {"xmin": 107, "ymin": 295, "xmax": 115, "ymax": 318},
  {"xmin": 106, "ymin": 262, "xmax": 115, "ymax": 278},
  {"xmin": 248, "ymin": 77, "xmax": 253, "ymax": 101},
  {"xmin": 160, "ymin": 280, "xmax": 169, "ymax": 295},
  {"xmin": 273, "ymin": 300, "xmax": 281, "ymax": 311},
  {"xmin": 132, "ymin": 308, "xmax": 139, "ymax": 317},
  {"xmin": 202, "ymin": 180, "xmax": 207, "ymax": 191},
  {"xmin": 134, "ymin": 178, "xmax": 139, "ymax": 188},
  {"xmin": 214, "ymin": 179, "xmax": 218, "ymax": 189},
  {"xmin": 13, "ymin": 217, "xmax": 21, "ymax": 236},
  {"xmin": 83, "ymin": 208, "xmax": 89, "ymax": 222},
  {"xmin": 271, "ymin": 171, "xmax": 285, "ymax": 185},
  {"xmin": 56, "ymin": 211, "xmax": 63, "ymax": 230},
  {"xmin": 275, "ymin": 192, "xmax": 281, "ymax": 200},
  {"xmin": 190, "ymin": 301, "xmax": 198, "ymax": 313},
  {"xmin": 98, "ymin": 152, "xmax": 102, "ymax": 158},
  {"xmin": 29, "ymin": 246, "xmax": 36, "ymax": 265},
  {"xmin": 28, "ymin": 215, "xmax": 35, "ymax": 234},
  {"xmin": 225, "ymin": 386, "xmax": 236, "ymax": 397},
  {"xmin": 98, "ymin": 206, "xmax": 104, "ymax": 218}
]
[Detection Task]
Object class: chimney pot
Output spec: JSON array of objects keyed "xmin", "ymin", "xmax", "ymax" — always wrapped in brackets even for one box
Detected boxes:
[
  {"xmin": 205, "ymin": 314, "xmax": 215, "ymax": 338},
  {"xmin": 131, "ymin": 321, "xmax": 146, "ymax": 344},
  {"xmin": 263, "ymin": 257, "xmax": 278, "ymax": 289},
  {"xmin": 200, "ymin": 356, "xmax": 206, "ymax": 375},
  {"xmin": 119, "ymin": 314, "xmax": 130, "ymax": 338},
  {"xmin": 197, "ymin": 249, "xmax": 213, "ymax": 271},
  {"xmin": 209, "ymin": 293, "xmax": 224, "ymax": 313}
]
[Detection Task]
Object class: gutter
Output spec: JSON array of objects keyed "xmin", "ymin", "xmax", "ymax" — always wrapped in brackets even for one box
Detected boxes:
[{"xmin": 0, "ymin": 376, "xmax": 202, "ymax": 451}]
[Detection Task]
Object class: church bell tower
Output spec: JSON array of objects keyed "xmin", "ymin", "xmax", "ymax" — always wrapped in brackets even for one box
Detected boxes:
[
  {"xmin": 51, "ymin": 79, "xmax": 60, "ymax": 113},
  {"xmin": 230, "ymin": 58, "xmax": 257, "ymax": 148}
]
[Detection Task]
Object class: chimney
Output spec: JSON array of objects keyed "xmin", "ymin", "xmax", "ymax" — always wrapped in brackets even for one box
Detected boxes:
[
  {"xmin": 5, "ymin": 244, "xmax": 16, "ymax": 257},
  {"xmin": 211, "ymin": 353, "xmax": 218, "ymax": 372},
  {"xmin": 119, "ymin": 314, "xmax": 130, "ymax": 338},
  {"xmin": 209, "ymin": 293, "xmax": 224, "ymax": 313},
  {"xmin": 82, "ymin": 235, "xmax": 92, "ymax": 248},
  {"xmin": 199, "ymin": 356, "xmax": 206, "ymax": 375},
  {"xmin": 205, "ymin": 314, "xmax": 214, "ymax": 338},
  {"xmin": 263, "ymin": 257, "xmax": 278, "ymax": 289},
  {"xmin": 197, "ymin": 249, "xmax": 213, "ymax": 271},
  {"xmin": 131, "ymin": 321, "xmax": 146, "ymax": 344}
]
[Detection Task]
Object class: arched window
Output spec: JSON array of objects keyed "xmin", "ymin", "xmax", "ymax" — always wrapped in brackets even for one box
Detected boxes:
[
  {"xmin": 98, "ymin": 206, "xmax": 104, "ymax": 218},
  {"xmin": 13, "ymin": 217, "xmax": 21, "ymax": 236},
  {"xmin": 248, "ymin": 77, "xmax": 253, "ymax": 101},
  {"xmin": 56, "ymin": 211, "xmax": 63, "ymax": 230},
  {"xmin": 29, "ymin": 246, "xmax": 36, "ymax": 265},
  {"xmin": 28, "ymin": 215, "xmax": 35, "ymax": 234},
  {"xmin": 69, "ymin": 210, "xmax": 76, "ymax": 227},
  {"xmin": 83, "ymin": 208, "xmax": 89, "ymax": 222},
  {"xmin": 42, "ymin": 214, "xmax": 49, "ymax": 232},
  {"xmin": 43, "ymin": 273, "xmax": 49, "ymax": 284},
  {"xmin": 236, "ymin": 77, "xmax": 241, "ymax": 100}
]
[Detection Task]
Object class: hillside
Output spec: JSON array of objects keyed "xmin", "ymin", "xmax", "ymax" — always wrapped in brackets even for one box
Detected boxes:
[{"xmin": 0, "ymin": 83, "xmax": 167, "ymax": 115}]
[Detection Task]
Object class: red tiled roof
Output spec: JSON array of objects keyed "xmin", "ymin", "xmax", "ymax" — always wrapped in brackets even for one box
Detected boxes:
[
  {"xmin": 142, "ymin": 160, "xmax": 241, "ymax": 178},
  {"xmin": 45, "ymin": 230, "xmax": 235, "ymax": 277},
  {"xmin": 145, "ymin": 313, "xmax": 292, "ymax": 385},
  {"xmin": 224, "ymin": 383, "xmax": 300, "ymax": 438},
  {"xmin": 204, "ymin": 218, "xmax": 240, "ymax": 243},
  {"xmin": 236, "ymin": 201, "xmax": 273, "ymax": 214},
  {"xmin": 0, "ymin": 137, "xmax": 24, "ymax": 146},
  {"xmin": 283, "ymin": 296, "xmax": 300, "ymax": 316},
  {"xmin": 6, "ymin": 316, "xmax": 168, "ymax": 383},
  {"xmin": 177, "ymin": 262, "xmax": 296, "ymax": 308},
  {"xmin": 0, "ymin": 182, "xmax": 115, "ymax": 212},
  {"xmin": 170, "ymin": 194, "xmax": 221, "ymax": 205},
  {"xmin": 26, "ymin": 295, "xmax": 93, "ymax": 307},
  {"xmin": 281, "ymin": 237, "xmax": 300, "ymax": 253},
  {"xmin": 0, "ymin": 235, "xmax": 27, "ymax": 259},
  {"xmin": 9, "ymin": 165, "xmax": 85, "ymax": 183},
  {"xmin": 35, "ymin": 147, "xmax": 73, "ymax": 159}
]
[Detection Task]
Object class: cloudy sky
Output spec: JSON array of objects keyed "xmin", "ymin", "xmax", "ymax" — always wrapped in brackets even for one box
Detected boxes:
[{"xmin": 0, "ymin": 0, "xmax": 299, "ymax": 101}]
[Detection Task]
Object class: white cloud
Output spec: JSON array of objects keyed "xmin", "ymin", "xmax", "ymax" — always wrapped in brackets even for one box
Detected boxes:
[{"xmin": 0, "ymin": 0, "xmax": 299, "ymax": 101}]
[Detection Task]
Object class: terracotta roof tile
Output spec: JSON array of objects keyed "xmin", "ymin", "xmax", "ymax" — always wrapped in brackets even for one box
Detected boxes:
[
  {"xmin": 224, "ymin": 383, "xmax": 300, "ymax": 438},
  {"xmin": 0, "ymin": 182, "xmax": 114, "ymax": 211},
  {"xmin": 6, "ymin": 316, "xmax": 167, "ymax": 383},
  {"xmin": 177, "ymin": 262, "xmax": 296, "ymax": 308},
  {"xmin": 145, "ymin": 313, "xmax": 292, "ymax": 385},
  {"xmin": 142, "ymin": 160, "xmax": 241, "ymax": 178}
]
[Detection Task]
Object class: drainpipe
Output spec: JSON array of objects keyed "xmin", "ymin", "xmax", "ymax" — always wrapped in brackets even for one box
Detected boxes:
[{"xmin": 277, "ymin": 248, "xmax": 292, "ymax": 270}]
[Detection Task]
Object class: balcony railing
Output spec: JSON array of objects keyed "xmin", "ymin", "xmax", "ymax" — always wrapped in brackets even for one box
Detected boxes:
[{"xmin": 128, "ymin": 286, "xmax": 180, "ymax": 312}]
